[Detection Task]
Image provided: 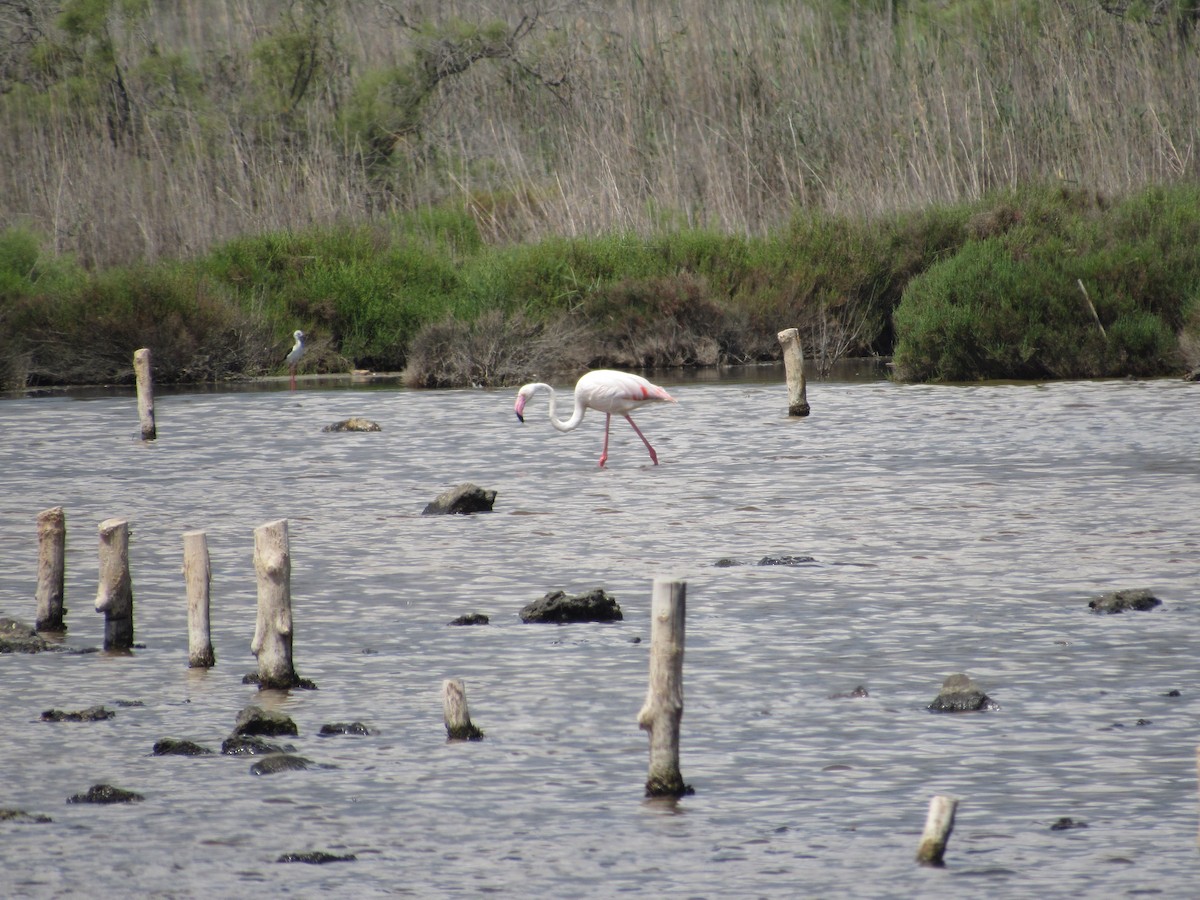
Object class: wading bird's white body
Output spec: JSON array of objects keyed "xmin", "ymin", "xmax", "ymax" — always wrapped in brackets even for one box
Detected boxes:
[
  {"xmin": 286, "ymin": 330, "xmax": 305, "ymax": 390},
  {"xmin": 514, "ymin": 370, "xmax": 676, "ymax": 467}
]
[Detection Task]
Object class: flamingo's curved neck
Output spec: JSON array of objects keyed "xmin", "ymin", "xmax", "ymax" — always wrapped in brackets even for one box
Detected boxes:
[{"xmin": 541, "ymin": 384, "xmax": 586, "ymax": 433}]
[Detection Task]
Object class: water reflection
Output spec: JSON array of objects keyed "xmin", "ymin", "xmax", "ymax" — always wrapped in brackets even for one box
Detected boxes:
[{"xmin": 0, "ymin": 374, "xmax": 1196, "ymax": 897}]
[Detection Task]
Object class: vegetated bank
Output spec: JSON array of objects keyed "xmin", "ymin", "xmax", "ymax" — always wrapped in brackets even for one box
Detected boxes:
[{"xmin": 1, "ymin": 183, "xmax": 1197, "ymax": 392}]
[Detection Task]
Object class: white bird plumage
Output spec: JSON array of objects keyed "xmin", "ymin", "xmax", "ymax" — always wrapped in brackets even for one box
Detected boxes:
[
  {"xmin": 513, "ymin": 369, "xmax": 677, "ymax": 467},
  {"xmin": 286, "ymin": 330, "xmax": 305, "ymax": 390}
]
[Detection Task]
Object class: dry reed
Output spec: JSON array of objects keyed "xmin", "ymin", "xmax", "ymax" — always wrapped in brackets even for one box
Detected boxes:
[{"xmin": 1, "ymin": 1, "xmax": 1197, "ymax": 268}]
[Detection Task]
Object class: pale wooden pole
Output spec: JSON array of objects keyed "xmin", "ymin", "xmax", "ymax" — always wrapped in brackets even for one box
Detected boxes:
[
  {"xmin": 637, "ymin": 578, "xmax": 692, "ymax": 797},
  {"xmin": 251, "ymin": 519, "xmax": 297, "ymax": 689},
  {"xmin": 134, "ymin": 348, "xmax": 156, "ymax": 441},
  {"xmin": 442, "ymin": 678, "xmax": 484, "ymax": 740},
  {"xmin": 915, "ymin": 794, "xmax": 959, "ymax": 866},
  {"xmin": 183, "ymin": 530, "xmax": 215, "ymax": 668},
  {"xmin": 94, "ymin": 518, "xmax": 134, "ymax": 650},
  {"xmin": 776, "ymin": 327, "xmax": 810, "ymax": 417},
  {"xmin": 35, "ymin": 506, "xmax": 67, "ymax": 632}
]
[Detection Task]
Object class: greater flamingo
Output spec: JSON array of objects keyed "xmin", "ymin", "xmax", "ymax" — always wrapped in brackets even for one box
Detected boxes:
[
  {"xmin": 513, "ymin": 370, "xmax": 677, "ymax": 467},
  {"xmin": 285, "ymin": 330, "xmax": 305, "ymax": 390}
]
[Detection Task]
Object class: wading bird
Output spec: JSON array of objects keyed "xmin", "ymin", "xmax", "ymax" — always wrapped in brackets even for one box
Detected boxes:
[
  {"xmin": 285, "ymin": 330, "xmax": 305, "ymax": 390},
  {"xmin": 513, "ymin": 370, "xmax": 676, "ymax": 467}
]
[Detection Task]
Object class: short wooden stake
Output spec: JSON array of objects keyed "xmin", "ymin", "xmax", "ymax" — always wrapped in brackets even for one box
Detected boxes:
[
  {"xmin": 442, "ymin": 678, "xmax": 484, "ymax": 740},
  {"xmin": 916, "ymin": 794, "xmax": 959, "ymax": 866},
  {"xmin": 183, "ymin": 530, "xmax": 215, "ymax": 668},
  {"xmin": 637, "ymin": 578, "xmax": 693, "ymax": 798},
  {"xmin": 777, "ymin": 328, "xmax": 810, "ymax": 417},
  {"xmin": 35, "ymin": 506, "xmax": 67, "ymax": 632},
  {"xmin": 94, "ymin": 518, "xmax": 134, "ymax": 650},
  {"xmin": 134, "ymin": 348, "xmax": 156, "ymax": 441},
  {"xmin": 251, "ymin": 519, "xmax": 298, "ymax": 689}
]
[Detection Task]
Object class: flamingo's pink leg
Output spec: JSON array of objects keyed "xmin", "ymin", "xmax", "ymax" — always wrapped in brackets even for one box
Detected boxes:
[
  {"xmin": 599, "ymin": 414, "xmax": 611, "ymax": 467},
  {"xmin": 624, "ymin": 414, "xmax": 659, "ymax": 465}
]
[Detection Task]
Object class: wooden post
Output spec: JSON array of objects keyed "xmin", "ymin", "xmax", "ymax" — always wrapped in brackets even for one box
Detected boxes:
[
  {"xmin": 35, "ymin": 506, "xmax": 67, "ymax": 632},
  {"xmin": 442, "ymin": 678, "xmax": 484, "ymax": 740},
  {"xmin": 915, "ymin": 794, "xmax": 959, "ymax": 866},
  {"xmin": 637, "ymin": 578, "xmax": 692, "ymax": 798},
  {"xmin": 251, "ymin": 519, "xmax": 297, "ymax": 689},
  {"xmin": 134, "ymin": 348, "xmax": 156, "ymax": 441},
  {"xmin": 183, "ymin": 530, "xmax": 215, "ymax": 668},
  {"xmin": 94, "ymin": 518, "xmax": 134, "ymax": 650},
  {"xmin": 777, "ymin": 327, "xmax": 810, "ymax": 417}
]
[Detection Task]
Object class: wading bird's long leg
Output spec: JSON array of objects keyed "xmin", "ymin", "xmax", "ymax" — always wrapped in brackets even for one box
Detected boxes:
[
  {"xmin": 624, "ymin": 414, "xmax": 658, "ymax": 465},
  {"xmin": 599, "ymin": 414, "xmax": 613, "ymax": 468}
]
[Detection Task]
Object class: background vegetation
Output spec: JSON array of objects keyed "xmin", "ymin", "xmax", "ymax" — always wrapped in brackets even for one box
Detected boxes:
[{"xmin": 1, "ymin": 0, "xmax": 1198, "ymax": 388}]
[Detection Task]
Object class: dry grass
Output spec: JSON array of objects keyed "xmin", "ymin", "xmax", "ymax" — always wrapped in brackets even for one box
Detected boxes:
[{"xmin": 1, "ymin": 2, "xmax": 1198, "ymax": 269}]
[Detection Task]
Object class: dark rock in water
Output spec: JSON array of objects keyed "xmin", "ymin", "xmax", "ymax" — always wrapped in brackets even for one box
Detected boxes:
[
  {"xmin": 449, "ymin": 613, "xmax": 489, "ymax": 626},
  {"xmin": 115, "ymin": 699, "xmax": 145, "ymax": 708},
  {"xmin": 0, "ymin": 808, "xmax": 53, "ymax": 824},
  {"xmin": 318, "ymin": 722, "xmax": 374, "ymax": 737},
  {"xmin": 713, "ymin": 558, "xmax": 741, "ymax": 567},
  {"xmin": 520, "ymin": 588, "xmax": 623, "ymax": 624},
  {"xmin": 221, "ymin": 735, "xmax": 296, "ymax": 756},
  {"xmin": 757, "ymin": 555, "xmax": 817, "ymax": 567},
  {"xmin": 1089, "ymin": 588, "xmax": 1162, "ymax": 614},
  {"xmin": 321, "ymin": 417, "xmax": 381, "ymax": 433},
  {"xmin": 830, "ymin": 685, "xmax": 870, "ymax": 699},
  {"xmin": 1183, "ymin": 366, "xmax": 1200, "ymax": 382},
  {"xmin": 152, "ymin": 738, "xmax": 214, "ymax": 756},
  {"xmin": 241, "ymin": 671, "xmax": 318, "ymax": 690},
  {"xmin": 927, "ymin": 673, "xmax": 998, "ymax": 712},
  {"xmin": 42, "ymin": 706, "xmax": 115, "ymax": 722},
  {"xmin": 422, "ymin": 482, "xmax": 497, "ymax": 515},
  {"xmin": 67, "ymin": 784, "xmax": 144, "ymax": 804},
  {"xmin": 1050, "ymin": 817, "xmax": 1088, "ymax": 831},
  {"xmin": 277, "ymin": 851, "xmax": 357, "ymax": 864},
  {"xmin": 1, "ymin": 617, "xmax": 61, "ymax": 654},
  {"xmin": 1165, "ymin": 689, "xmax": 1182, "ymax": 697},
  {"xmin": 250, "ymin": 754, "xmax": 316, "ymax": 776},
  {"xmin": 233, "ymin": 705, "xmax": 298, "ymax": 737}
]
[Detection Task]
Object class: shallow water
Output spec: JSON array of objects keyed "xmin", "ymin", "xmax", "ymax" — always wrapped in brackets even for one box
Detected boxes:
[{"xmin": 1, "ymin": 371, "xmax": 1197, "ymax": 898}]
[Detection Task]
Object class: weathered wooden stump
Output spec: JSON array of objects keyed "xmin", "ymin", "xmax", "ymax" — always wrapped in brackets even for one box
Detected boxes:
[
  {"xmin": 636, "ymin": 578, "xmax": 693, "ymax": 798},
  {"xmin": 776, "ymin": 327, "xmax": 810, "ymax": 417},
  {"xmin": 251, "ymin": 519, "xmax": 302, "ymax": 689},
  {"xmin": 442, "ymin": 678, "xmax": 484, "ymax": 741},
  {"xmin": 134, "ymin": 347, "xmax": 156, "ymax": 441},
  {"xmin": 915, "ymin": 794, "xmax": 959, "ymax": 866},
  {"xmin": 94, "ymin": 518, "xmax": 133, "ymax": 650},
  {"xmin": 35, "ymin": 506, "xmax": 66, "ymax": 632},
  {"xmin": 183, "ymin": 530, "xmax": 215, "ymax": 668}
]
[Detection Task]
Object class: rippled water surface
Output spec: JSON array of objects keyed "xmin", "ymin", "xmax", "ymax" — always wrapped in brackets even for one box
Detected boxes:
[{"xmin": 1, "ymin": 371, "xmax": 1198, "ymax": 898}]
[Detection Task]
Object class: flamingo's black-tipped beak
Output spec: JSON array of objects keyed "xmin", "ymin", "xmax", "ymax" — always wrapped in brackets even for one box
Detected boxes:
[
  {"xmin": 515, "ymin": 411, "xmax": 524, "ymax": 423},
  {"xmin": 514, "ymin": 395, "xmax": 527, "ymax": 422}
]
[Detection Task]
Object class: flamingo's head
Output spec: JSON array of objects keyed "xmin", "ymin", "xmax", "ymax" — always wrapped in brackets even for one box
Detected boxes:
[
  {"xmin": 293, "ymin": 330, "xmax": 305, "ymax": 343},
  {"xmin": 513, "ymin": 385, "xmax": 533, "ymax": 422}
]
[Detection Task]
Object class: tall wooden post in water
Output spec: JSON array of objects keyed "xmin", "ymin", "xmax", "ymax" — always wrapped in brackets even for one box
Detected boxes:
[
  {"xmin": 95, "ymin": 518, "xmax": 134, "ymax": 650},
  {"xmin": 134, "ymin": 347, "xmax": 156, "ymax": 441},
  {"xmin": 915, "ymin": 794, "xmax": 959, "ymax": 866},
  {"xmin": 35, "ymin": 506, "xmax": 67, "ymax": 632},
  {"xmin": 637, "ymin": 578, "xmax": 692, "ymax": 798},
  {"xmin": 251, "ymin": 519, "xmax": 298, "ymax": 688},
  {"xmin": 777, "ymin": 328, "xmax": 810, "ymax": 417},
  {"xmin": 183, "ymin": 530, "xmax": 215, "ymax": 668}
]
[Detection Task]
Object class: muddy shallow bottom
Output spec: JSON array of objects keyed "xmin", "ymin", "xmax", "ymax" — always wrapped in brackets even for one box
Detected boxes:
[{"xmin": 1, "ymin": 371, "xmax": 1198, "ymax": 897}]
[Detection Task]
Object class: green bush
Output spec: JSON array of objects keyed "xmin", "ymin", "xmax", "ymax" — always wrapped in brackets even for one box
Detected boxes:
[{"xmin": 892, "ymin": 186, "xmax": 1196, "ymax": 381}]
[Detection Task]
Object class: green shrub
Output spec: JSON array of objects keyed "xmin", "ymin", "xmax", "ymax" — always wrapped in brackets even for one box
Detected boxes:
[{"xmin": 892, "ymin": 185, "xmax": 1195, "ymax": 381}]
